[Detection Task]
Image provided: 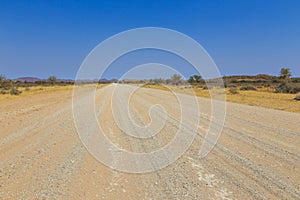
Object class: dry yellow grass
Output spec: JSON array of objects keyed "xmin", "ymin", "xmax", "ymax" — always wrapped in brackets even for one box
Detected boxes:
[
  {"xmin": 227, "ymin": 90, "xmax": 300, "ymax": 113},
  {"xmin": 0, "ymin": 84, "xmax": 110, "ymax": 102},
  {"xmin": 141, "ymin": 84, "xmax": 300, "ymax": 113},
  {"xmin": 0, "ymin": 85, "xmax": 72, "ymax": 102}
]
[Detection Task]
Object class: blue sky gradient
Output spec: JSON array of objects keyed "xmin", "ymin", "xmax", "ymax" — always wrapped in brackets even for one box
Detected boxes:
[{"xmin": 0, "ymin": 0, "xmax": 299, "ymax": 79}]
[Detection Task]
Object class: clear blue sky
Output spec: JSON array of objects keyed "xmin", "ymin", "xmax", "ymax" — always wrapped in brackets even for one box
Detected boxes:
[{"xmin": 0, "ymin": 0, "xmax": 299, "ymax": 79}]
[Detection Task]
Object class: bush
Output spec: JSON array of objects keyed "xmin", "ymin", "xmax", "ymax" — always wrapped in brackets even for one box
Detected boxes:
[
  {"xmin": 0, "ymin": 90, "xmax": 8, "ymax": 95},
  {"xmin": 10, "ymin": 88, "xmax": 22, "ymax": 95},
  {"xmin": 295, "ymin": 93, "xmax": 300, "ymax": 101},
  {"xmin": 0, "ymin": 80, "xmax": 12, "ymax": 90},
  {"xmin": 272, "ymin": 79, "xmax": 280, "ymax": 83},
  {"xmin": 48, "ymin": 76, "xmax": 57, "ymax": 84},
  {"xmin": 240, "ymin": 85, "xmax": 257, "ymax": 91},
  {"xmin": 275, "ymin": 83, "xmax": 300, "ymax": 94},
  {"xmin": 229, "ymin": 87, "xmax": 239, "ymax": 94}
]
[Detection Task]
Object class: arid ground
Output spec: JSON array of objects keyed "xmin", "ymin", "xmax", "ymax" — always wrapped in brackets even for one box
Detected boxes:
[{"xmin": 0, "ymin": 84, "xmax": 299, "ymax": 199}]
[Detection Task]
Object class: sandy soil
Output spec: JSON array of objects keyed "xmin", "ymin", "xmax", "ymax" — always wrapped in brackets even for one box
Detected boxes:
[{"xmin": 0, "ymin": 84, "xmax": 299, "ymax": 199}]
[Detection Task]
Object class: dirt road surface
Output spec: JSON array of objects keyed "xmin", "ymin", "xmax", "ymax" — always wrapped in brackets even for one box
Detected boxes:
[{"xmin": 1, "ymin": 84, "xmax": 299, "ymax": 199}]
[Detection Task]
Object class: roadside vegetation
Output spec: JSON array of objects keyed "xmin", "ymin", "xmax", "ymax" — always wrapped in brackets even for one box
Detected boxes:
[
  {"xmin": 1, "ymin": 68, "xmax": 299, "ymax": 111},
  {"xmin": 134, "ymin": 68, "xmax": 300, "ymax": 113},
  {"xmin": 141, "ymin": 84, "xmax": 300, "ymax": 113},
  {"xmin": 0, "ymin": 75, "xmax": 115, "ymax": 101},
  {"xmin": 0, "ymin": 75, "xmax": 73, "ymax": 101}
]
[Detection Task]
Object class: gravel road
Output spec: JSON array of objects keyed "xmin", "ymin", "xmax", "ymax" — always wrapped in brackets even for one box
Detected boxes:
[{"xmin": 0, "ymin": 84, "xmax": 299, "ymax": 199}]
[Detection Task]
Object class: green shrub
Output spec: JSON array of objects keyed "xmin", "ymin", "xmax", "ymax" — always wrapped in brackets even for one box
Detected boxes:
[
  {"xmin": 275, "ymin": 83, "xmax": 300, "ymax": 94},
  {"xmin": 0, "ymin": 81, "xmax": 12, "ymax": 90},
  {"xmin": 229, "ymin": 87, "xmax": 239, "ymax": 94},
  {"xmin": 10, "ymin": 88, "xmax": 22, "ymax": 95},
  {"xmin": 240, "ymin": 85, "xmax": 257, "ymax": 91}
]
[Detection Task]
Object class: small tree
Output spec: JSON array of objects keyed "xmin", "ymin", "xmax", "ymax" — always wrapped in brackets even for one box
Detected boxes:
[
  {"xmin": 279, "ymin": 68, "xmax": 291, "ymax": 79},
  {"xmin": 194, "ymin": 75, "xmax": 202, "ymax": 83},
  {"xmin": 48, "ymin": 76, "xmax": 57, "ymax": 84},
  {"xmin": 188, "ymin": 76, "xmax": 195, "ymax": 84},
  {"xmin": 170, "ymin": 74, "xmax": 183, "ymax": 85},
  {"xmin": 188, "ymin": 75, "xmax": 203, "ymax": 85}
]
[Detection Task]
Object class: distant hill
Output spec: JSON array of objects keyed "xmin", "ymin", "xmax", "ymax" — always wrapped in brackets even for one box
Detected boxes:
[
  {"xmin": 14, "ymin": 77, "xmax": 74, "ymax": 83},
  {"xmin": 223, "ymin": 74, "xmax": 277, "ymax": 80},
  {"xmin": 99, "ymin": 78, "xmax": 118, "ymax": 83},
  {"xmin": 14, "ymin": 77, "xmax": 42, "ymax": 82}
]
